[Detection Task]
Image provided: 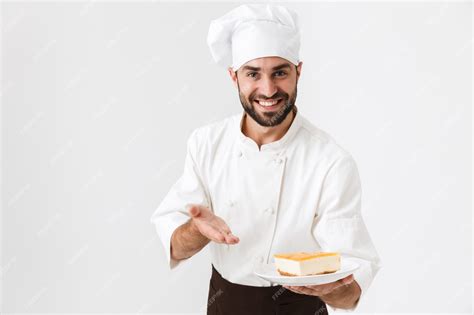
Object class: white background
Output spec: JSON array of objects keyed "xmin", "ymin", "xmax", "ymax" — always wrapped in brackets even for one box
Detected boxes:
[{"xmin": 1, "ymin": 1, "xmax": 472, "ymax": 313}]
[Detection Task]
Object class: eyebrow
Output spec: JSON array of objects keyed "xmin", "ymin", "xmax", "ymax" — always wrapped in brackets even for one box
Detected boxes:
[{"xmin": 241, "ymin": 62, "xmax": 292, "ymax": 72}]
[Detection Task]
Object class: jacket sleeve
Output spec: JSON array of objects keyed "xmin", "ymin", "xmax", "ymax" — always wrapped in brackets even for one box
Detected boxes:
[
  {"xmin": 150, "ymin": 129, "xmax": 211, "ymax": 270},
  {"xmin": 312, "ymin": 154, "xmax": 382, "ymax": 312}
]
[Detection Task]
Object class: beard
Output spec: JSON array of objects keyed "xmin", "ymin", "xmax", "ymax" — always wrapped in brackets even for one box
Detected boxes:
[{"xmin": 237, "ymin": 83, "xmax": 297, "ymax": 127}]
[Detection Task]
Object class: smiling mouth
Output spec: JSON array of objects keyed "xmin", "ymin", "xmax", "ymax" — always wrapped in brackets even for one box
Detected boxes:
[{"xmin": 254, "ymin": 98, "xmax": 283, "ymax": 109}]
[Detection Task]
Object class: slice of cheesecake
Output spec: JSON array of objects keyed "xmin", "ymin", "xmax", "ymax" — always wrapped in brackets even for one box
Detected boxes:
[{"xmin": 273, "ymin": 252, "xmax": 341, "ymax": 276}]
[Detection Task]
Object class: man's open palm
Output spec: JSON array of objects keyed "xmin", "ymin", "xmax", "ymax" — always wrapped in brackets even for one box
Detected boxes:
[{"xmin": 187, "ymin": 204, "xmax": 240, "ymax": 245}]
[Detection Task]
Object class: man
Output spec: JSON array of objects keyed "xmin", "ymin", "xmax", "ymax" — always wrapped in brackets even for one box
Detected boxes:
[{"xmin": 151, "ymin": 4, "xmax": 381, "ymax": 314}]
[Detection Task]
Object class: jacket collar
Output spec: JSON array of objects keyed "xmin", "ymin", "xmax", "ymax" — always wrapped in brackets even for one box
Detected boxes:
[{"xmin": 236, "ymin": 106, "xmax": 302, "ymax": 154}]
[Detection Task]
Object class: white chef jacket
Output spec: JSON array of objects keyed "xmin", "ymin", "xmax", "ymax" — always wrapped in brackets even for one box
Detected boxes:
[{"xmin": 150, "ymin": 107, "xmax": 381, "ymax": 311}]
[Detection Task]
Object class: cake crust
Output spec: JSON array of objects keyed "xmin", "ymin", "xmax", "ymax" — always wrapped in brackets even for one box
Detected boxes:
[{"xmin": 277, "ymin": 269, "xmax": 338, "ymax": 277}]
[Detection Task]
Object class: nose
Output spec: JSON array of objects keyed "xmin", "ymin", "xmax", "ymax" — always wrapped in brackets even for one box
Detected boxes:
[{"xmin": 259, "ymin": 75, "xmax": 278, "ymax": 98}]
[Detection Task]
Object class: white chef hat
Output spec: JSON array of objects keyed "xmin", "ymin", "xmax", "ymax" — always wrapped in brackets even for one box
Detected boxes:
[{"xmin": 207, "ymin": 4, "xmax": 301, "ymax": 71}]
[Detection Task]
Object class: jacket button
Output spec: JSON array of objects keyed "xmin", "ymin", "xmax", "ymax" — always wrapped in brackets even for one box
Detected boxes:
[
  {"xmin": 275, "ymin": 158, "xmax": 283, "ymax": 164},
  {"xmin": 237, "ymin": 151, "xmax": 242, "ymax": 157},
  {"xmin": 264, "ymin": 207, "xmax": 273, "ymax": 214}
]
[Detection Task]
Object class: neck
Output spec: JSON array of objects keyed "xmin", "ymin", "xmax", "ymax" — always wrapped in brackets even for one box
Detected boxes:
[{"xmin": 242, "ymin": 107, "xmax": 296, "ymax": 150}]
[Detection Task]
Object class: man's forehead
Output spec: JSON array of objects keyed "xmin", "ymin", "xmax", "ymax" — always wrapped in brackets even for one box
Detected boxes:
[{"xmin": 240, "ymin": 57, "xmax": 293, "ymax": 72}]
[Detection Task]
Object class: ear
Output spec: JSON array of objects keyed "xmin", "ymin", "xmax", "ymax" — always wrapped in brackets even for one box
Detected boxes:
[
  {"xmin": 296, "ymin": 61, "xmax": 303, "ymax": 80},
  {"xmin": 228, "ymin": 67, "xmax": 238, "ymax": 88}
]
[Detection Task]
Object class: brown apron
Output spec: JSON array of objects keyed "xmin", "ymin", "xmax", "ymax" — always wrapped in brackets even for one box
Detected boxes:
[{"xmin": 207, "ymin": 264, "xmax": 328, "ymax": 315}]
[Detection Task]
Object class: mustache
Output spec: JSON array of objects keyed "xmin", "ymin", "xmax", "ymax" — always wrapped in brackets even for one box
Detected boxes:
[{"xmin": 251, "ymin": 92, "xmax": 288, "ymax": 101}]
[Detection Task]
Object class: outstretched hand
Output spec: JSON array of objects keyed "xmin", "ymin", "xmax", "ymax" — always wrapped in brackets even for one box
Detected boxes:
[{"xmin": 187, "ymin": 204, "xmax": 240, "ymax": 245}]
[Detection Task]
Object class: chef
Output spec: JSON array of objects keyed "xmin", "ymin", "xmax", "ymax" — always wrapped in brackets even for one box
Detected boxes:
[{"xmin": 151, "ymin": 4, "xmax": 381, "ymax": 314}]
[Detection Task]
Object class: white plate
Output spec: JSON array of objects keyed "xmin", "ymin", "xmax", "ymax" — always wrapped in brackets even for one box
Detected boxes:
[{"xmin": 254, "ymin": 258, "xmax": 359, "ymax": 286}]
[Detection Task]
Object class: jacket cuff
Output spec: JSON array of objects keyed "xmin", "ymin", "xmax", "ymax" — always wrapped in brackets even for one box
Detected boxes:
[{"xmin": 151, "ymin": 212, "xmax": 190, "ymax": 270}]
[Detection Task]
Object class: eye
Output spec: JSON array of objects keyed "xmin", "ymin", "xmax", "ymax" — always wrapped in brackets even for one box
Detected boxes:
[
  {"xmin": 247, "ymin": 72, "xmax": 258, "ymax": 78},
  {"xmin": 274, "ymin": 70, "xmax": 287, "ymax": 77}
]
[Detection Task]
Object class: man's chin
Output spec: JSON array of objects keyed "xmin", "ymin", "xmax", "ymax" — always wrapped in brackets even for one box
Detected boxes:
[{"xmin": 245, "ymin": 104, "xmax": 293, "ymax": 127}]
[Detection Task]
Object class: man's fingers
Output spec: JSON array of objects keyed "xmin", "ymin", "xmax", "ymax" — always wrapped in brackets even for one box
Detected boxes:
[
  {"xmin": 188, "ymin": 205, "xmax": 201, "ymax": 217},
  {"xmin": 207, "ymin": 229, "xmax": 226, "ymax": 243},
  {"xmin": 217, "ymin": 226, "xmax": 239, "ymax": 244},
  {"xmin": 295, "ymin": 274, "xmax": 354, "ymax": 297},
  {"xmin": 224, "ymin": 232, "xmax": 239, "ymax": 244},
  {"xmin": 211, "ymin": 228, "xmax": 239, "ymax": 244},
  {"xmin": 219, "ymin": 223, "xmax": 231, "ymax": 234},
  {"xmin": 340, "ymin": 274, "xmax": 354, "ymax": 285},
  {"xmin": 284, "ymin": 286, "xmax": 306, "ymax": 295},
  {"xmin": 331, "ymin": 274, "xmax": 353, "ymax": 289}
]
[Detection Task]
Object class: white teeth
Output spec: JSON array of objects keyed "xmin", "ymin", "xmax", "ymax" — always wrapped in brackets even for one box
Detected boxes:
[{"xmin": 258, "ymin": 100, "xmax": 279, "ymax": 106}]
